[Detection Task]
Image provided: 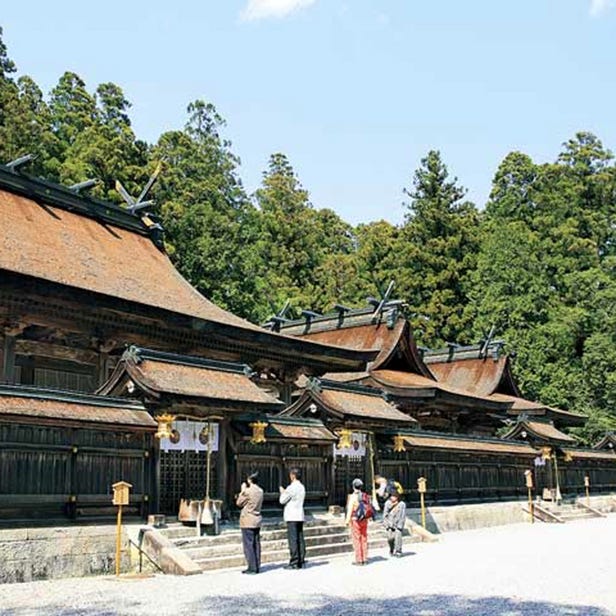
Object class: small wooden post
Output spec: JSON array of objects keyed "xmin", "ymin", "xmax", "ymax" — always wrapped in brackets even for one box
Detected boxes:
[
  {"xmin": 417, "ymin": 477, "xmax": 427, "ymax": 529},
  {"xmin": 115, "ymin": 504, "xmax": 123, "ymax": 576},
  {"xmin": 524, "ymin": 470, "xmax": 534, "ymax": 523},
  {"xmin": 112, "ymin": 481, "xmax": 132, "ymax": 576},
  {"xmin": 584, "ymin": 475, "xmax": 590, "ymax": 508}
]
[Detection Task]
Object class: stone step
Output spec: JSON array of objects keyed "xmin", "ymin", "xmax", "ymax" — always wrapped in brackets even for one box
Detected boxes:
[
  {"xmin": 184, "ymin": 530, "xmax": 353, "ymax": 559},
  {"xmin": 167, "ymin": 522, "xmax": 350, "ymax": 547},
  {"xmin": 195, "ymin": 538, "xmax": 390, "ymax": 571},
  {"xmin": 538, "ymin": 504, "xmax": 601, "ymax": 522},
  {"xmin": 162, "ymin": 517, "xmax": 344, "ymax": 541},
  {"xmin": 559, "ymin": 511, "xmax": 598, "ymax": 521}
]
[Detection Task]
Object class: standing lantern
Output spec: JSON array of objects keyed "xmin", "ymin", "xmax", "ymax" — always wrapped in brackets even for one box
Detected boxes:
[
  {"xmin": 524, "ymin": 470, "xmax": 534, "ymax": 523},
  {"xmin": 584, "ymin": 474, "xmax": 590, "ymax": 508},
  {"xmin": 417, "ymin": 477, "xmax": 427, "ymax": 529},
  {"xmin": 111, "ymin": 481, "xmax": 132, "ymax": 576}
]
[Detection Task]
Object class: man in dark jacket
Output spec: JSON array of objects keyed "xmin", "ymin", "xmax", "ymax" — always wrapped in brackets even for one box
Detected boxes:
[
  {"xmin": 236, "ymin": 471, "xmax": 264, "ymax": 574},
  {"xmin": 382, "ymin": 490, "xmax": 406, "ymax": 557}
]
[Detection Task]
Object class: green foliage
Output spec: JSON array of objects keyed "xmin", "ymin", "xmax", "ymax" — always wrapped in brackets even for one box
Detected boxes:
[
  {"xmin": 152, "ymin": 100, "xmax": 262, "ymax": 321},
  {"xmin": 468, "ymin": 134, "xmax": 616, "ymax": 443},
  {"xmin": 397, "ymin": 150, "xmax": 480, "ymax": 345},
  {"xmin": 0, "ymin": 27, "xmax": 614, "ymax": 441}
]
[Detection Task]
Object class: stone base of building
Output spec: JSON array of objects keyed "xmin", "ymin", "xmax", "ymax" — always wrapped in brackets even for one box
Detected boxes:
[
  {"xmin": 0, "ymin": 523, "xmax": 140, "ymax": 584},
  {"xmin": 409, "ymin": 494, "xmax": 616, "ymax": 534}
]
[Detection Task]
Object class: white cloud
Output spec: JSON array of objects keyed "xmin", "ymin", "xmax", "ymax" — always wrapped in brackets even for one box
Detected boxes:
[
  {"xmin": 590, "ymin": 0, "xmax": 615, "ymax": 16},
  {"xmin": 240, "ymin": 0, "xmax": 317, "ymax": 21}
]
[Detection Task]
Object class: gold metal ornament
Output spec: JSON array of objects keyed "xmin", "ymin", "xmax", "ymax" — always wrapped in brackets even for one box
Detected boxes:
[
  {"xmin": 393, "ymin": 434, "xmax": 406, "ymax": 453},
  {"xmin": 541, "ymin": 446, "xmax": 552, "ymax": 461},
  {"xmin": 154, "ymin": 413, "xmax": 176, "ymax": 440},
  {"xmin": 336, "ymin": 428, "xmax": 353, "ymax": 450},
  {"xmin": 250, "ymin": 421, "xmax": 268, "ymax": 444},
  {"xmin": 563, "ymin": 451, "xmax": 573, "ymax": 463}
]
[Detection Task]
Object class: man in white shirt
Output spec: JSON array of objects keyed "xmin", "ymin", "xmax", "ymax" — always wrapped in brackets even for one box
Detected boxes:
[{"xmin": 279, "ymin": 467, "xmax": 306, "ymax": 569}]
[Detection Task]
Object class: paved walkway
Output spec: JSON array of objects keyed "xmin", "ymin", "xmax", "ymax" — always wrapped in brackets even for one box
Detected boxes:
[{"xmin": 1, "ymin": 516, "xmax": 615, "ymax": 615}]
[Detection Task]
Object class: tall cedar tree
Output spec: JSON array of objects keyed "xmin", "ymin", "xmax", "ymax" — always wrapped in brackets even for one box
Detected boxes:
[
  {"xmin": 469, "ymin": 135, "xmax": 616, "ymax": 443},
  {"xmin": 254, "ymin": 153, "xmax": 355, "ymax": 316},
  {"xmin": 152, "ymin": 101, "xmax": 263, "ymax": 321},
  {"xmin": 398, "ymin": 151, "xmax": 480, "ymax": 346}
]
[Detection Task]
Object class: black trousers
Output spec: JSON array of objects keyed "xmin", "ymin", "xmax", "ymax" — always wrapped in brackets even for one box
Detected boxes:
[
  {"xmin": 286, "ymin": 521, "xmax": 306, "ymax": 567},
  {"xmin": 241, "ymin": 527, "xmax": 261, "ymax": 572}
]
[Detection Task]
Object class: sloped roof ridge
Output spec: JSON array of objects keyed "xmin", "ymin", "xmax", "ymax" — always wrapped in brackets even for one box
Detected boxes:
[
  {"xmin": 0, "ymin": 165, "xmax": 153, "ymax": 238},
  {"xmin": 380, "ymin": 427, "xmax": 536, "ymax": 447},
  {"xmin": 125, "ymin": 345, "xmax": 252, "ymax": 375},
  {"xmin": 277, "ymin": 305, "xmax": 399, "ymax": 335},
  {"xmin": 317, "ymin": 377, "xmax": 389, "ymax": 399},
  {"xmin": 423, "ymin": 342, "xmax": 505, "ymax": 363},
  {"xmin": 0, "ymin": 383, "xmax": 145, "ymax": 409},
  {"xmin": 231, "ymin": 412, "xmax": 327, "ymax": 425}
]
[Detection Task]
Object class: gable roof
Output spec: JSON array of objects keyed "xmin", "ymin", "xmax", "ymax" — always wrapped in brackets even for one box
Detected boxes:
[
  {"xmin": 0, "ymin": 384, "xmax": 155, "ymax": 429},
  {"xmin": 425, "ymin": 344, "xmax": 586, "ymax": 427},
  {"xmin": 280, "ymin": 379, "xmax": 417, "ymax": 427},
  {"xmin": 502, "ymin": 418, "xmax": 576, "ymax": 445},
  {"xmin": 490, "ymin": 393, "xmax": 587, "ymax": 426},
  {"xmin": 98, "ymin": 346, "xmax": 283, "ymax": 411},
  {"xmin": 0, "ymin": 168, "xmax": 376, "ymax": 372},
  {"xmin": 0, "ymin": 173, "xmax": 260, "ymax": 332},
  {"xmin": 279, "ymin": 306, "xmax": 434, "ymax": 376},
  {"xmin": 322, "ymin": 369, "xmax": 512, "ymax": 414},
  {"xmin": 593, "ymin": 433, "xmax": 616, "ymax": 451},
  {"xmin": 425, "ymin": 352, "xmax": 519, "ymax": 397},
  {"xmin": 233, "ymin": 415, "xmax": 338, "ymax": 443}
]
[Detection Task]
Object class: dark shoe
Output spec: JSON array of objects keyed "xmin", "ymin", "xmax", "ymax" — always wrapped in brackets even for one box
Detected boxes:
[
  {"xmin": 283, "ymin": 564, "xmax": 299, "ymax": 570},
  {"xmin": 394, "ymin": 552, "xmax": 403, "ymax": 558},
  {"xmin": 242, "ymin": 569, "xmax": 258, "ymax": 575},
  {"xmin": 352, "ymin": 561, "xmax": 362, "ymax": 566}
]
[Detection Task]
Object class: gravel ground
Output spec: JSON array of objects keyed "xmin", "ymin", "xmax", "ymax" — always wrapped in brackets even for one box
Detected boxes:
[{"xmin": 1, "ymin": 516, "xmax": 615, "ymax": 616}]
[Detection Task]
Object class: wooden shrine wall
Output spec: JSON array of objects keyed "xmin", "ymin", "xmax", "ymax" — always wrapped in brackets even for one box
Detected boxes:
[
  {"xmin": 560, "ymin": 458, "xmax": 616, "ymax": 495},
  {"xmin": 377, "ymin": 447, "xmax": 616, "ymax": 506},
  {"xmin": 230, "ymin": 441, "xmax": 331, "ymax": 513},
  {"xmin": 0, "ymin": 422, "xmax": 155, "ymax": 522}
]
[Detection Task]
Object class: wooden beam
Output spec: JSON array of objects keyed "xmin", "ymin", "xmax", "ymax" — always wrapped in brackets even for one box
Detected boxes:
[{"xmin": 15, "ymin": 339, "xmax": 99, "ymax": 364}]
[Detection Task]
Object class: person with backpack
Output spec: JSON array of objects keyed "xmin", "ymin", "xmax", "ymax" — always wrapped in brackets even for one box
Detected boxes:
[
  {"xmin": 382, "ymin": 489, "xmax": 406, "ymax": 557},
  {"xmin": 345, "ymin": 478, "xmax": 373, "ymax": 565}
]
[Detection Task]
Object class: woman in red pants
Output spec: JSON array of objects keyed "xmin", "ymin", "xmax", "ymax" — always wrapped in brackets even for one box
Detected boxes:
[{"xmin": 345, "ymin": 478, "xmax": 373, "ymax": 565}]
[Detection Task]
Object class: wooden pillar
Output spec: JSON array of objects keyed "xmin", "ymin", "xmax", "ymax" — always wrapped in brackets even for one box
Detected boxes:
[
  {"xmin": 217, "ymin": 419, "xmax": 228, "ymax": 505},
  {"xmin": 2, "ymin": 332, "xmax": 17, "ymax": 384}
]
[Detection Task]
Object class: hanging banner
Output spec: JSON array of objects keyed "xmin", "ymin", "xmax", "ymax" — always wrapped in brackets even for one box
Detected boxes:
[
  {"xmin": 334, "ymin": 432, "xmax": 366, "ymax": 457},
  {"xmin": 161, "ymin": 420, "xmax": 219, "ymax": 452}
]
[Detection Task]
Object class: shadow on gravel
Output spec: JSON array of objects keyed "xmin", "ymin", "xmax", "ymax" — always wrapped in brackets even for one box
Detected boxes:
[{"xmin": 2, "ymin": 593, "xmax": 609, "ymax": 616}]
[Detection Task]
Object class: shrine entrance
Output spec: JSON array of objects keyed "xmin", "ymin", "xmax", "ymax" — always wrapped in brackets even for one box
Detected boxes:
[{"xmin": 158, "ymin": 419, "xmax": 220, "ymax": 515}]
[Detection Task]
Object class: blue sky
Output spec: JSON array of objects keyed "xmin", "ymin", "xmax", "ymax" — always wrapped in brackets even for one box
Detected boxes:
[{"xmin": 2, "ymin": 1, "xmax": 616, "ymax": 224}]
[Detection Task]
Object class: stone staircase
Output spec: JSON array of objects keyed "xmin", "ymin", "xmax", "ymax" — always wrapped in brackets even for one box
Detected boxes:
[
  {"xmin": 530, "ymin": 499, "xmax": 605, "ymax": 523},
  {"xmin": 158, "ymin": 516, "xmax": 416, "ymax": 572}
]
